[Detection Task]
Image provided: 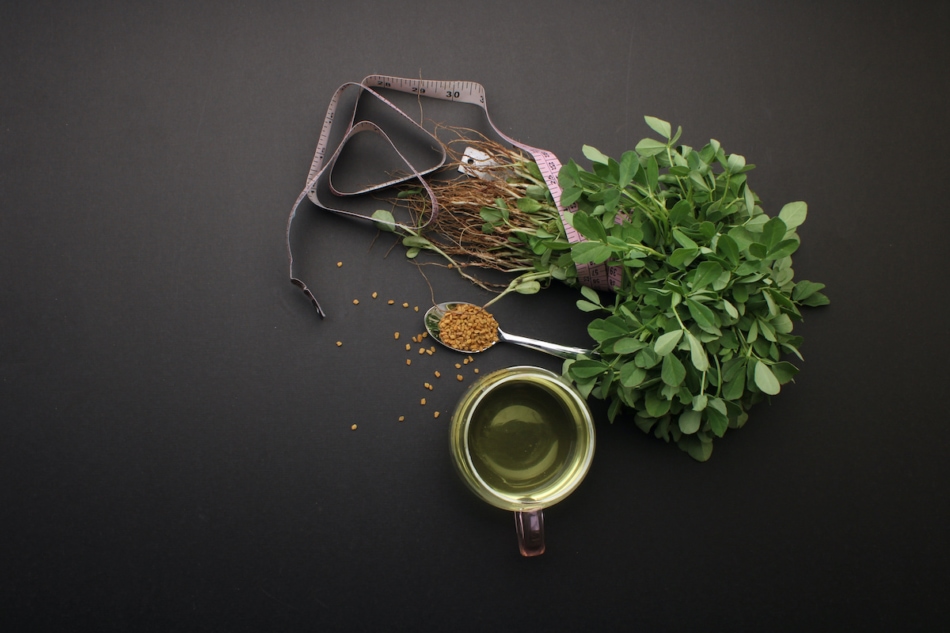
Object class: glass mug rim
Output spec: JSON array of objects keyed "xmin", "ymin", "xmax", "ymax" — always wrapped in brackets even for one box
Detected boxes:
[{"xmin": 449, "ymin": 365, "xmax": 596, "ymax": 513}]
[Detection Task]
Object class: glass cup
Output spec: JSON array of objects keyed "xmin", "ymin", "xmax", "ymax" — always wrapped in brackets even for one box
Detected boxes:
[{"xmin": 449, "ymin": 366, "xmax": 595, "ymax": 556}]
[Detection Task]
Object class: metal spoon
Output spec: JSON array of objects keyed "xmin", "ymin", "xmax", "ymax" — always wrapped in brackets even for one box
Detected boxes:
[{"xmin": 423, "ymin": 301, "xmax": 595, "ymax": 360}]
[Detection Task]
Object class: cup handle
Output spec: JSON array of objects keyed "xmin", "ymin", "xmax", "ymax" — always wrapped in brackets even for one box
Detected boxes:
[{"xmin": 514, "ymin": 509, "xmax": 545, "ymax": 556}]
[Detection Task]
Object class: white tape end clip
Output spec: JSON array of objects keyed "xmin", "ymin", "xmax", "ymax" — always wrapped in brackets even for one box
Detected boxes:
[{"xmin": 458, "ymin": 147, "xmax": 497, "ymax": 180}]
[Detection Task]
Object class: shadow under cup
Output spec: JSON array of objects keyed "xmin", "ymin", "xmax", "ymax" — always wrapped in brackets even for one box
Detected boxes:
[{"xmin": 449, "ymin": 366, "xmax": 595, "ymax": 556}]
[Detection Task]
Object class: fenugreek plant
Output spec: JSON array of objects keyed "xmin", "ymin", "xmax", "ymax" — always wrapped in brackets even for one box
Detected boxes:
[{"xmin": 377, "ymin": 119, "xmax": 828, "ymax": 460}]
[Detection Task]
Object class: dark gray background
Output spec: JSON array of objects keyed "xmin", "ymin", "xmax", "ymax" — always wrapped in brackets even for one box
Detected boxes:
[{"xmin": 3, "ymin": 1, "xmax": 948, "ymax": 630}]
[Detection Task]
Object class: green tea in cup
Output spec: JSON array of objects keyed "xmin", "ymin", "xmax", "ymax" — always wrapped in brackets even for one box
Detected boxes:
[{"xmin": 450, "ymin": 366, "xmax": 595, "ymax": 556}]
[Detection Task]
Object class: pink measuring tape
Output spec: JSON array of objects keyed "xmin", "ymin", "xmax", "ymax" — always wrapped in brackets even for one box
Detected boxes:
[{"xmin": 286, "ymin": 75, "xmax": 621, "ymax": 317}]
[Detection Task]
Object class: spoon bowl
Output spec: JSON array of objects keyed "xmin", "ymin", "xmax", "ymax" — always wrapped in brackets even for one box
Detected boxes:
[{"xmin": 423, "ymin": 302, "xmax": 594, "ymax": 360}]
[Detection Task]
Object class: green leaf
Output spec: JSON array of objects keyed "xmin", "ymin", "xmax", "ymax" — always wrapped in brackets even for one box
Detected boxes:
[
  {"xmin": 402, "ymin": 235, "xmax": 432, "ymax": 248},
  {"xmin": 582, "ymin": 145, "xmax": 610, "ymax": 165},
  {"xmin": 686, "ymin": 331, "xmax": 709, "ymax": 371},
  {"xmin": 619, "ymin": 151, "xmax": 639, "ymax": 188},
  {"xmin": 644, "ymin": 116, "xmax": 672, "ymax": 139},
  {"xmin": 571, "ymin": 359, "xmax": 609, "ymax": 379},
  {"xmin": 588, "ymin": 317, "xmax": 628, "ymax": 342},
  {"xmin": 371, "ymin": 209, "xmax": 396, "ymax": 232},
  {"xmin": 684, "ymin": 436, "xmax": 714, "ymax": 462},
  {"xmin": 635, "ymin": 138, "xmax": 667, "ymax": 157},
  {"xmin": 771, "ymin": 361, "xmax": 800, "ymax": 384},
  {"xmin": 668, "ymin": 199, "xmax": 693, "ymax": 227},
  {"xmin": 686, "ymin": 298, "xmax": 720, "ymax": 335},
  {"xmin": 614, "ymin": 336, "xmax": 646, "ymax": 354},
  {"xmin": 576, "ymin": 300, "xmax": 602, "ymax": 313},
  {"xmin": 705, "ymin": 406, "xmax": 729, "ymax": 437},
  {"xmin": 753, "ymin": 361, "xmax": 781, "ymax": 395},
  {"xmin": 654, "ymin": 330, "xmax": 684, "ymax": 356},
  {"xmin": 792, "ymin": 280, "xmax": 826, "ymax": 301},
  {"xmin": 644, "ymin": 389, "xmax": 671, "ymax": 417},
  {"xmin": 726, "ymin": 153, "xmax": 746, "ymax": 173},
  {"xmin": 672, "ymin": 228, "xmax": 698, "ymax": 250},
  {"xmin": 579, "ymin": 285, "xmax": 601, "ymax": 305},
  {"xmin": 669, "ymin": 248, "xmax": 699, "ymax": 268},
  {"xmin": 767, "ymin": 239, "xmax": 800, "ymax": 261},
  {"xmin": 692, "ymin": 261, "xmax": 724, "ymax": 291},
  {"xmin": 516, "ymin": 197, "xmax": 542, "ymax": 213},
  {"xmin": 760, "ymin": 217, "xmax": 788, "ymax": 252},
  {"xmin": 716, "ymin": 234, "xmax": 740, "ymax": 267},
  {"xmin": 802, "ymin": 292, "xmax": 830, "ymax": 307},
  {"xmin": 661, "ymin": 353, "xmax": 687, "ymax": 386},
  {"xmin": 559, "ymin": 186, "xmax": 583, "ymax": 207},
  {"xmin": 571, "ymin": 241, "xmax": 613, "ymax": 265},
  {"xmin": 678, "ymin": 409, "xmax": 702, "ymax": 434},
  {"xmin": 620, "ymin": 362, "xmax": 646, "ymax": 388},
  {"xmin": 778, "ymin": 201, "xmax": 808, "ymax": 229},
  {"xmin": 645, "ymin": 156, "xmax": 659, "ymax": 191},
  {"xmin": 722, "ymin": 366, "xmax": 746, "ymax": 401},
  {"xmin": 515, "ymin": 280, "xmax": 541, "ymax": 294}
]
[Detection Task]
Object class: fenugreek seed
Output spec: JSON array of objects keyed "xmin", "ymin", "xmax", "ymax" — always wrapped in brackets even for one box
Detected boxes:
[
  {"xmin": 402, "ymin": 302, "xmax": 409, "ymax": 308},
  {"xmin": 455, "ymin": 363, "xmax": 461, "ymax": 369},
  {"xmin": 463, "ymin": 358, "xmax": 469, "ymax": 365},
  {"xmin": 434, "ymin": 371, "xmax": 441, "ymax": 378},
  {"xmin": 394, "ymin": 332, "xmax": 400, "ymax": 340},
  {"xmin": 421, "ymin": 398, "xmax": 426, "ymax": 405},
  {"xmin": 457, "ymin": 374, "xmax": 464, "ymax": 382},
  {"xmin": 405, "ymin": 344, "xmax": 411, "ymax": 351},
  {"xmin": 418, "ymin": 348, "xmax": 425, "ymax": 355},
  {"xmin": 414, "ymin": 306, "xmax": 419, "ymax": 312},
  {"xmin": 351, "ymin": 424, "xmax": 357, "ymax": 430},
  {"xmin": 353, "ymin": 299, "xmax": 360, "ymax": 305},
  {"xmin": 336, "ymin": 341, "xmax": 343, "ymax": 347},
  {"xmin": 372, "ymin": 292, "xmax": 378, "ymax": 299},
  {"xmin": 337, "ymin": 262, "xmax": 343, "ymax": 267},
  {"xmin": 474, "ymin": 368, "xmax": 480, "ymax": 374},
  {"xmin": 422, "ymin": 332, "xmax": 428, "ymax": 338},
  {"xmin": 398, "ymin": 416, "xmax": 405, "ymax": 422},
  {"xmin": 406, "ymin": 359, "xmax": 411, "ymax": 366},
  {"xmin": 388, "ymin": 299, "xmax": 395, "ymax": 305},
  {"xmin": 426, "ymin": 349, "xmax": 433, "ymax": 356},
  {"xmin": 434, "ymin": 411, "xmax": 440, "ymax": 419}
]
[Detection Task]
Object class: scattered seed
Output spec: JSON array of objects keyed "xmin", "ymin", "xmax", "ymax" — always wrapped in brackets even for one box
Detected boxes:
[
  {"xmin": 474, "ymin": 368, "xmax": 480, "ymax": 374},
  {"xmin": 421, "ymin": 332, "xmax": 428, "ymax": 339},
  {"xmin": 352, "ymin": 299, "xmax": 360, "ymax": 305},
  {"xmin": 414, "ymin": 306, "xmax": 419, "ymax": 312},
  {"xmin": 351, "ymin": 424, "xmax": 357, "ymax": 430},
  {"xmin": 406, "ymin": 359, "xmax": 411, "ymax": 366},
  {"xmin": 457, "ymin": 374, "xmax": 464, "ymax": 382},
  {"xmin": 372, "ymin": 292, "xmax": 378, "ymax": 299},
  {"xmin": 418, "ymin": 348, "xmax": 426, "ymax": 355},
  {"xmin": 420, "ymin": 398, "xmax": 426, "ymax": 405},
  {"xmin": 336, "ymin": 341, "xmax": 343, "ymax": 347},
  {"xmin": 388, "ymin": 299, "xmax": 395, "ymax": 305},
  {"xmin": 337, "ymin": 262, "xmax": 343, "ymax": 268},
  {"xmin": 402, "ymin": 302, "xmax": 409, "ymax": 308},
  {"xmin": 398, "ymin": 416, "xmax": 405, "ymax": 422},
  {"xmin": 426, "ymin": 349, "xmax": 434, "ymax": 356},
  {"xmin": 405, "ymin": 343, "xmax": 411, "ymax": 351},
  {"xmin": 433, "ymin": 411, "xmax": 440, "ymax": 419},
  {"xmin": 434, "ymin": 371, "xmax": 441, "ymax": 378},
  {"xmin": 463, "ymin": 358, "xmax": 469, "ymax": 365},
  {"xmin": 455, "ymin": 363, "xmax": 462, "ymax": 369},
  {"xmin": 394, "ymin": 332, "xmax": 400, "ymax": 340}
]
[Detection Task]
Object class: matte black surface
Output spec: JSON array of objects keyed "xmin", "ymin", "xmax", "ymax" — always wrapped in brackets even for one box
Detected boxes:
[{"xmin": 2, "ymin": 1, "xmax": 948, "ymax": 630}]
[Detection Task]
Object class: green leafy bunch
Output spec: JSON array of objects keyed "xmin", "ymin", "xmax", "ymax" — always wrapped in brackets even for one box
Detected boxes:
[{"xmin": 558, "ymin": 117, "xmax": 829, "ymax": 461}]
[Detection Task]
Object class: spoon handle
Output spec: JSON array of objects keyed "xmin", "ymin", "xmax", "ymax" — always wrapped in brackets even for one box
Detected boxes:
[{"xmin": 498, "ymin": 331, "xmax": 594, "ymax": 360}]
